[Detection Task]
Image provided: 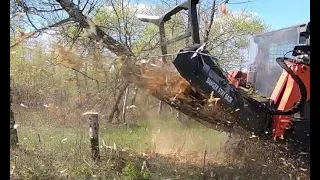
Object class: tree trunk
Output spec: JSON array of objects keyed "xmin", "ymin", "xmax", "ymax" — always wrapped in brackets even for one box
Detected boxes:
[
  {"xmin": 83, "ymin": 112, "xmax": 100, "ymax": 162},
  {"xmin": 130, "ymin": 87, "xmax": 138, "ymax": 106},
  {"xmin": 84, "ymin": 62, "xmax": 89, "ymax": 97},
  {"xmin": 121, "ymin": 87, "xmax": 129, "ymax": 122},
  {"xmin": 76, "ymin": 72, "xmax": 81, "ymax": 97},
  {"xmin": 107, "ymin": 82, "xmax": 129, "ymax": 122},
  {"xmin": 10, "ymin": 86, "xmax": 18, "ymax": 149},
  {"xmin": 157, "ymin": 21, "xmax": 168, "ymax": 115}
]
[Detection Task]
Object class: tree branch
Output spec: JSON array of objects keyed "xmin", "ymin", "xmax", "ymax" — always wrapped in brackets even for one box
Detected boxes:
[
  {"xmin": 204, "ymin": 0, "xmax": 216, "ymax": 43},
  {"xmin": 56, "ymin": 0, "xmax": 133, "ymax": 57},
  {"xmin": 25, "ymin": 11, "xmax": 38, "ymax": 30},
  {"xmin": 227, "ymin": 0, "xmax": 255, "ymax": 4},
  {"xmin": 81, "ymin": 0, "xmax": 89, "ymax": 12},
  {"xmin": 10, "ymin": 18, "xmax": 71, "ymax": 49}
]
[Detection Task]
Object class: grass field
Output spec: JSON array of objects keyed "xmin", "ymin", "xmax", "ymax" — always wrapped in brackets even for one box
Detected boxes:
[{"xmin": 10, "ymin": 109, "xmax": 309, "ymax": 180}]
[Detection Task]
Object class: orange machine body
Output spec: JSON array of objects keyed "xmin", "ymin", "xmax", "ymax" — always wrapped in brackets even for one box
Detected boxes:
[
  {"xmin": 270, "ymin": 62, "xmax": 310, "ymax": 139},
  {"xmin": 227, "ymin": 70, "xmax": 247, "ymax": 88}
]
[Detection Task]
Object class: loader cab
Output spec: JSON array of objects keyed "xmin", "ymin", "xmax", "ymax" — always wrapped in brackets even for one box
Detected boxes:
[
  {"xmin": 298, "ymin": 22, "xmax": 310, "ymax": 45},
  {"xmin": 247, "ymin": 22, "xmax": 309, "ymax": 97}
]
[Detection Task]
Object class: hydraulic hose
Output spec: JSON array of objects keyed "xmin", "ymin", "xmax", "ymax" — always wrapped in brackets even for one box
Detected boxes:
[{"xmin": 269, "ymin": 57, "xmax": 308, "ymax": 115}]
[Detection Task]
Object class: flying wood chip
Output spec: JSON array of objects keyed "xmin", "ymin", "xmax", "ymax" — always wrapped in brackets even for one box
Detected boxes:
[
  {"xmin": 219, "ymin": 3, "xmax": 228, "ymax": 16},
  {"xmin": 57, "ymin": 46, "xmax": 83, "ymax": 70}
]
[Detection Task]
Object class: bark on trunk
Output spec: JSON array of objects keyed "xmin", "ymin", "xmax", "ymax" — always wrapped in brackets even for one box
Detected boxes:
[
  {"xmin": 107, "ymin": 82, "xmax": 129, "ymax": 122},
  {"xmin": 83, "ymin": 112, "xmax": 100, "ymax": 162},
  {"xmin": 121, "ymin": 87, "xmax": 129, "ymax": 122},
  {"xmin": 130, "ymin": 87, "xmax": 138, "ymax": 106},
  {"xmin": 10, "ymin": 86, "xmax": 18, "ymax": 148}
]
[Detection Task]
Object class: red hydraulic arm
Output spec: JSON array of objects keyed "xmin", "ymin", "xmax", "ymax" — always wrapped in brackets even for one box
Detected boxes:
[{"xmin": 270, "ymin": 62, "xmax": 310, "ymax": 140}]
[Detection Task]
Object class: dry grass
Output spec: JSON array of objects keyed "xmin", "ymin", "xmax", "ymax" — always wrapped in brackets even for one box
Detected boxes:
[{"xmin": 10, "ymin": 109, "xmax": 309, "ymax": 180}]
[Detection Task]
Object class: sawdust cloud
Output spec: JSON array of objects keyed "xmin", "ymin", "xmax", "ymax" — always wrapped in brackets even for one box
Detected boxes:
[{"xmin": 142, "ymin": 111, "xmax": 231, "ymax": 166}]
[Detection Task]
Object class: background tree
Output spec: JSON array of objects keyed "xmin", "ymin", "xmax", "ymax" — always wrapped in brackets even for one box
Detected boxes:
[{"xmin": 10, "ymin": 0, "xmax": 266, "ymax": 123}]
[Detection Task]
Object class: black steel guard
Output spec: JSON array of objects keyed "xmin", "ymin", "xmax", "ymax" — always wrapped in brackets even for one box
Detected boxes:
[
  {"xmin": 137, "ymin": 0, "xmax": 200, "ymax": 62},
  {"xmin": 173, "ymin": 45, "xmax": 271, "ymax": 134}
]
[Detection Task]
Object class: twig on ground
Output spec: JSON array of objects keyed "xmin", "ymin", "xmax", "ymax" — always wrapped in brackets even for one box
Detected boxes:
[
  {"xmin": 202, "ymin": 144, "xmax": 208, "ymax": 176},
  {"xmin": 164, "ymin": 176, "xmax": 190, "ymax": 180}
]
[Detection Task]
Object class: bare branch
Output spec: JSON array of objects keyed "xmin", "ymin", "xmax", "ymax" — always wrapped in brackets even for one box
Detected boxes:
[
  {"xmin": 81, "ymin": 0, "xmax": 89, "ymax": 12},
  {"xmin": 25, "ymin": 12, "xmax": 39, "ymax": 30},
  {"xmin": 87, "ymin": 0, "xmax": 99, "ymax": 14},
  {"xmin": 56, "ymin": 0, "xmax": 133, "ymax": 57},
  {"xmin": 10, "ymin": 18, "xmax": 71, "ymax": 48},
  {"xmin": 32, "ymin": 8, "xmax": 64, "ymax": 12},
  {"xmin": 60, "ymin": 63, "xmax": 106, "ymax": 83},
  {"xmin": 204, "ymin": 0, "xmax": 216, "ymax": 43},
  {"xmin": 227, "ymin": 0, "xmax": 256, "ymax": 4},
  {"xmin": 110, "ymin": 0, "xmax": 123, "ymax": 43}
]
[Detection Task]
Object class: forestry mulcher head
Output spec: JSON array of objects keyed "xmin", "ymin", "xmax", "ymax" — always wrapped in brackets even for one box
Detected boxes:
[{"xmin": 172, "ymin": 44, "xmax": 271, "ymax": 134}]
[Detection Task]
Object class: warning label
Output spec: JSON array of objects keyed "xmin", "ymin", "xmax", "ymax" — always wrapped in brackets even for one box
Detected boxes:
[{"xmin": 205, "ymin": 77, "xmax": 233, "ymax": 104}]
